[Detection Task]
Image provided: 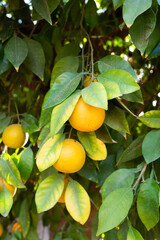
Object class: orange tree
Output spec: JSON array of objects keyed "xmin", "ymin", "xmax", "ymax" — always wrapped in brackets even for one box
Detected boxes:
[{"xmin": 0, "ymin": 0, "xmax": 160, "ymax": 239}]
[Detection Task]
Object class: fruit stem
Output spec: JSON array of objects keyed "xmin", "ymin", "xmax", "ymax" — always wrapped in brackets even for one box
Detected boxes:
[
  {"xmin": 132, "ymin": 163, "xmax": 147, "ymax": 189},
  {"xmin": 68, "ymin": 127, "xmax": 73, "ymax": 139}
]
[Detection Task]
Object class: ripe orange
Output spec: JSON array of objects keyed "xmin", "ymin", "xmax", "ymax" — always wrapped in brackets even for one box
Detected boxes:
[
  {"xmin": 84, "ymin": 76, "xmax": 97, "ymax": 88},
  {"xmin": 0, "ymin": 176, "xmax": 16, "ymax": 197},
  {"xmin": 54, "ymin": 139, "xmax": 85, "ymax": 173},
  {"xmin": 0, "ymin": 223, "xmax": 3, "ymax": 237},
  {"xmin": 11, "ymin": 222, "xmax": 22, "ymax": 233},
  {"xmin": 58, "ymin": 175, "xmax": 69, "ymax": 203},
  {"xmin": 2, "ymin": 124, "xmax": 25, "ymax": 149},
  {"xmin": 69, "ymin": 97, "xmax": 105, "ymax": 132}
]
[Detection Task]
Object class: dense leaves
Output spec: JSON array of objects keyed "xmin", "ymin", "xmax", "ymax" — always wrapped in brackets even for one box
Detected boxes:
[{"xmin": 0, "ymin": 0, "xmax": 160, "ymax": 239}]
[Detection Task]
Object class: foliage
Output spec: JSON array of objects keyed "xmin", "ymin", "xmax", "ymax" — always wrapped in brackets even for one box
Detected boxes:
[{"xmin": 0, "ymin": 0, "xmax": 160, "ymax": 239}]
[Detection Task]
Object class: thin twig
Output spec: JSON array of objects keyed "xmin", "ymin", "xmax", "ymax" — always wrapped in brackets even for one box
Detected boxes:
[
  {"xmin": 132, "ymin": 163, "xmax": 147, "ymax": 189},
  {"xmin": 13, "ymin": 99, "xmax": 20, "ymax": 123},
  {"xmin": 8, "ymin": 93, "xmax": 11, "ymax": 115},
  {"xmin": 82, "ymin": 28, "xmax": 94, "ymax": 78},
  {"xmin": 29, "ymin": 21, "xmax": 39, "ymax": 38}
]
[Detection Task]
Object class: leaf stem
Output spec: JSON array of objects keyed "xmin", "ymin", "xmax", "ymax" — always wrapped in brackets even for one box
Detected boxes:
[
  {"xmin": 132, "ymin": 163, "xmax": 147, "ymax": 189},
  {"xmin": 116, "ymin": 97, "xmax": 137, "ymax": 118}
]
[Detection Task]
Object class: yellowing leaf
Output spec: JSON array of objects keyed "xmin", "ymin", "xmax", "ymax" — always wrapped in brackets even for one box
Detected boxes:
[
  {"xmin": 35, "ymin": 174, "xmax": 64, "ymax": 213},
  {"xmin": 65, "ymin": 180, "xmax": 91, "ymax": 224},
  {"xmin": 36, "ymin": 134, "xmax": 65, "ymax": 172},
  {"xmin": 77, "ymin": 131, "xmax": 107, "ymax": 161},
  {"xmin": 88, "ymin": 138, "xmax": 107, "ymax": 161}
]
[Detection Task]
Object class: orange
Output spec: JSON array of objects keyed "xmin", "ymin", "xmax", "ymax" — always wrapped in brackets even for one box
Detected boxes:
[
  {"xmin": 0, "ymin": 223, "xmax": 3, "ymax": 237},
  {"xmin": 58, "ymin": 175, "xmax": 69, "ymax": 203},
  {"xmin": 0, "ymin": 176, "xmax": 16, "ymax": 197},
  {"xmin": 84, "ymin": 76, "xmax": 97, "ymax": 88},
  {"xmin": 11, "ymin": 222, "xmax": 22, "ymax": 233},
  {"xmin": 69, "ymin": 97, "xmax": 105, "ymax": 132},
  {"xmin": 54, "ymin": 139, "xmax": 85, "ymax": 173},
  {"xmin": 2, "ymin": 124, "xmax": 25, "ymax": 149}
]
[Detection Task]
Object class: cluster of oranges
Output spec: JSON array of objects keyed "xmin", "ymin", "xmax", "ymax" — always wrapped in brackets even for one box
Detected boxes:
[
  {"xmin": 1, "ymin": 76, "xmax": 106, "ymax": 203},
  {"xmin": 54, "ymin": 76, "xmax": 106, "ymax": 202}
]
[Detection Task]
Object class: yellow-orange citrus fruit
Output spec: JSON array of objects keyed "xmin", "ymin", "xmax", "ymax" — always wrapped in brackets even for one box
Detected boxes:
[
  {"xmin": 54, "ymin": 139, "xmax": 85, "ymax": 173},
  {"xmin": 69, "ymin": 97, "xmax": 105, "ymax": 132},
  {"xmin": 58, "ymin": 176, "xmax": 69, "ymax": 203},
  {"xmin": 11, "ymin": 222, "xmax": 22, "ymax": 233},
  {"xmin": 0, "ymin": 223, "xmax": 3, "ymax": 237},
  {"xmin": 2, "ymin": 124, "xmax": 25, "ymax": 149},
  {"xmin": 84, "ymin": 76, "xmax": 97, "ymax": 88},
  {"xmin": 0, "ymin": 176, "xmax": 16, "ymax": 197},
  {"xmin": 88, "ymin": 139, "xmax": 107, "ymax": 161}
]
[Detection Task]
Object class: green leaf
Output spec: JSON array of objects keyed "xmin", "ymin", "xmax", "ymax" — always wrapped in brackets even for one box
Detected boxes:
[
  {"xmin": 24, "ymin": 38, "xmax": 45, "ymax": 80},
  {"xmin": 102, "ymin": 169, "xmax": 135, "ymax": 200},
  {"xmin": 96, "ymin": 125, "xmax": 116, "ymax": 144},
  {"xmin": 98, "ymin": 155, "xmax": 116, "ymax": 186},
  {"xmin": 105, "ymin": 104, "xmax": 130, "ymax": 133},
  {"xmin": 130, "ymin": 9, "xmax": 156, "ymax": 54},
  {"xmin": 35, "ymin": 173, "xmax": 64, "ymax": 213},
  {"xmin": 122, "ymin": 90, "xmax": 144, "ymax": 104},
  {"xmin": 50, "ymin": 56, "xmax": 79, "ymax": 86},
  {"xmin": 43, "ymin": 72, "xmax": 82, "ymax": 109},
  {"xmin": 142, "ymin": 130, "xmax": 160, "ymax": 164},
  {"xmin": 0, "ymin": 157, "xmax": 25, "ymax": 188},
  {"xmin": 21, "ymin": 113, "xmax": 39, "ymax": 134},
  {"xmin": 32, "ymin": 0, "xmax": 52, "ymax": 24},
  {"xmin": 113, "ymin": 0, "xmax": 124, "ymax": 9},
  {"xmin": 78, "ymin": 158, "xmax": 98, "ymax": 183},
  {"xmin": 98, "ymin": 55, "xmax": 137, "ymax": 80},
  {"xmin": 85, "ymin": 0, "xmax": 97, "ymax": 30},
  {"xmin": 50, "ymin": 90, "xmax": 80, "ymax": 137},
  {"xmin": 137, "ymin": 178, "xmax": 159, "ymax": 230},
  {"xmin": 127, "ymin": 225, "xmax": 144, "ymax": 240},
  {"xmin": 19, "ymin": 147, "xmax": 34, "ymax": 182},
  {"xmin": 117, "ymin": 135, "xmax": 145, "ymax": 165},
  {"xmin": 81, "ymin": 82, "xmax": 108, "ymax": 110},
  {"xmin": 123, "ymin": 0, "xmax": 152, "ymax": 27},
  {"xmin": 32, "ymin": 0, "xmax": 60, "ymax": 24},
  {"xmin": 98, "ymin": 70, "xmax": 139, "ymax": 99},
  {"xmin": 138, "ymin": 110, "xmax": 160, "ymax": 128},
  {"xmin": 77, "ymin": 131, "xmax": 107, "ymax": 161},
  {"xmin": 65, "ymin": 179, "xmax": 91, "ymax": 224},
  {"xmin": 39, "ymin": 107, "xmax": 53, "ymax": 128},
  {"xmin": 0, "ymin": 44, "xmax": 11, "ymax": 74},
  {"xmin": 26, "ymin": 226, "xmax": 40, "ymax": 240},
  {"xmin": 0, "ymin": 115, "xmax": 11, "ymax": 134},
  {"xmin": 0, "ymin": 186, "xmax": 13, "ymax": 217},
  {"xmin": 38, "ymin": 123, "xmax": 50, "ymax": 148},
  {"xmin": 36, "ymin": 134, "xmax": 65, "ymax": 171},
  {"xmin": 148, "ymin": 41, "xmax": 160, "ymax": 58},
  {"xmin": 4, "ymin": 34, "xmax": 28, "ymax": 71},
  {"xmin": 19, "ymin": 199, "xmax": 30, "ymax": 237},
  {"xmin": 145, "ymin": 13, "xmax": 160, "ymax": 57},
  {"xmin": 97, "ymin": 188, "xmax": 133, "ymax": 235}
]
